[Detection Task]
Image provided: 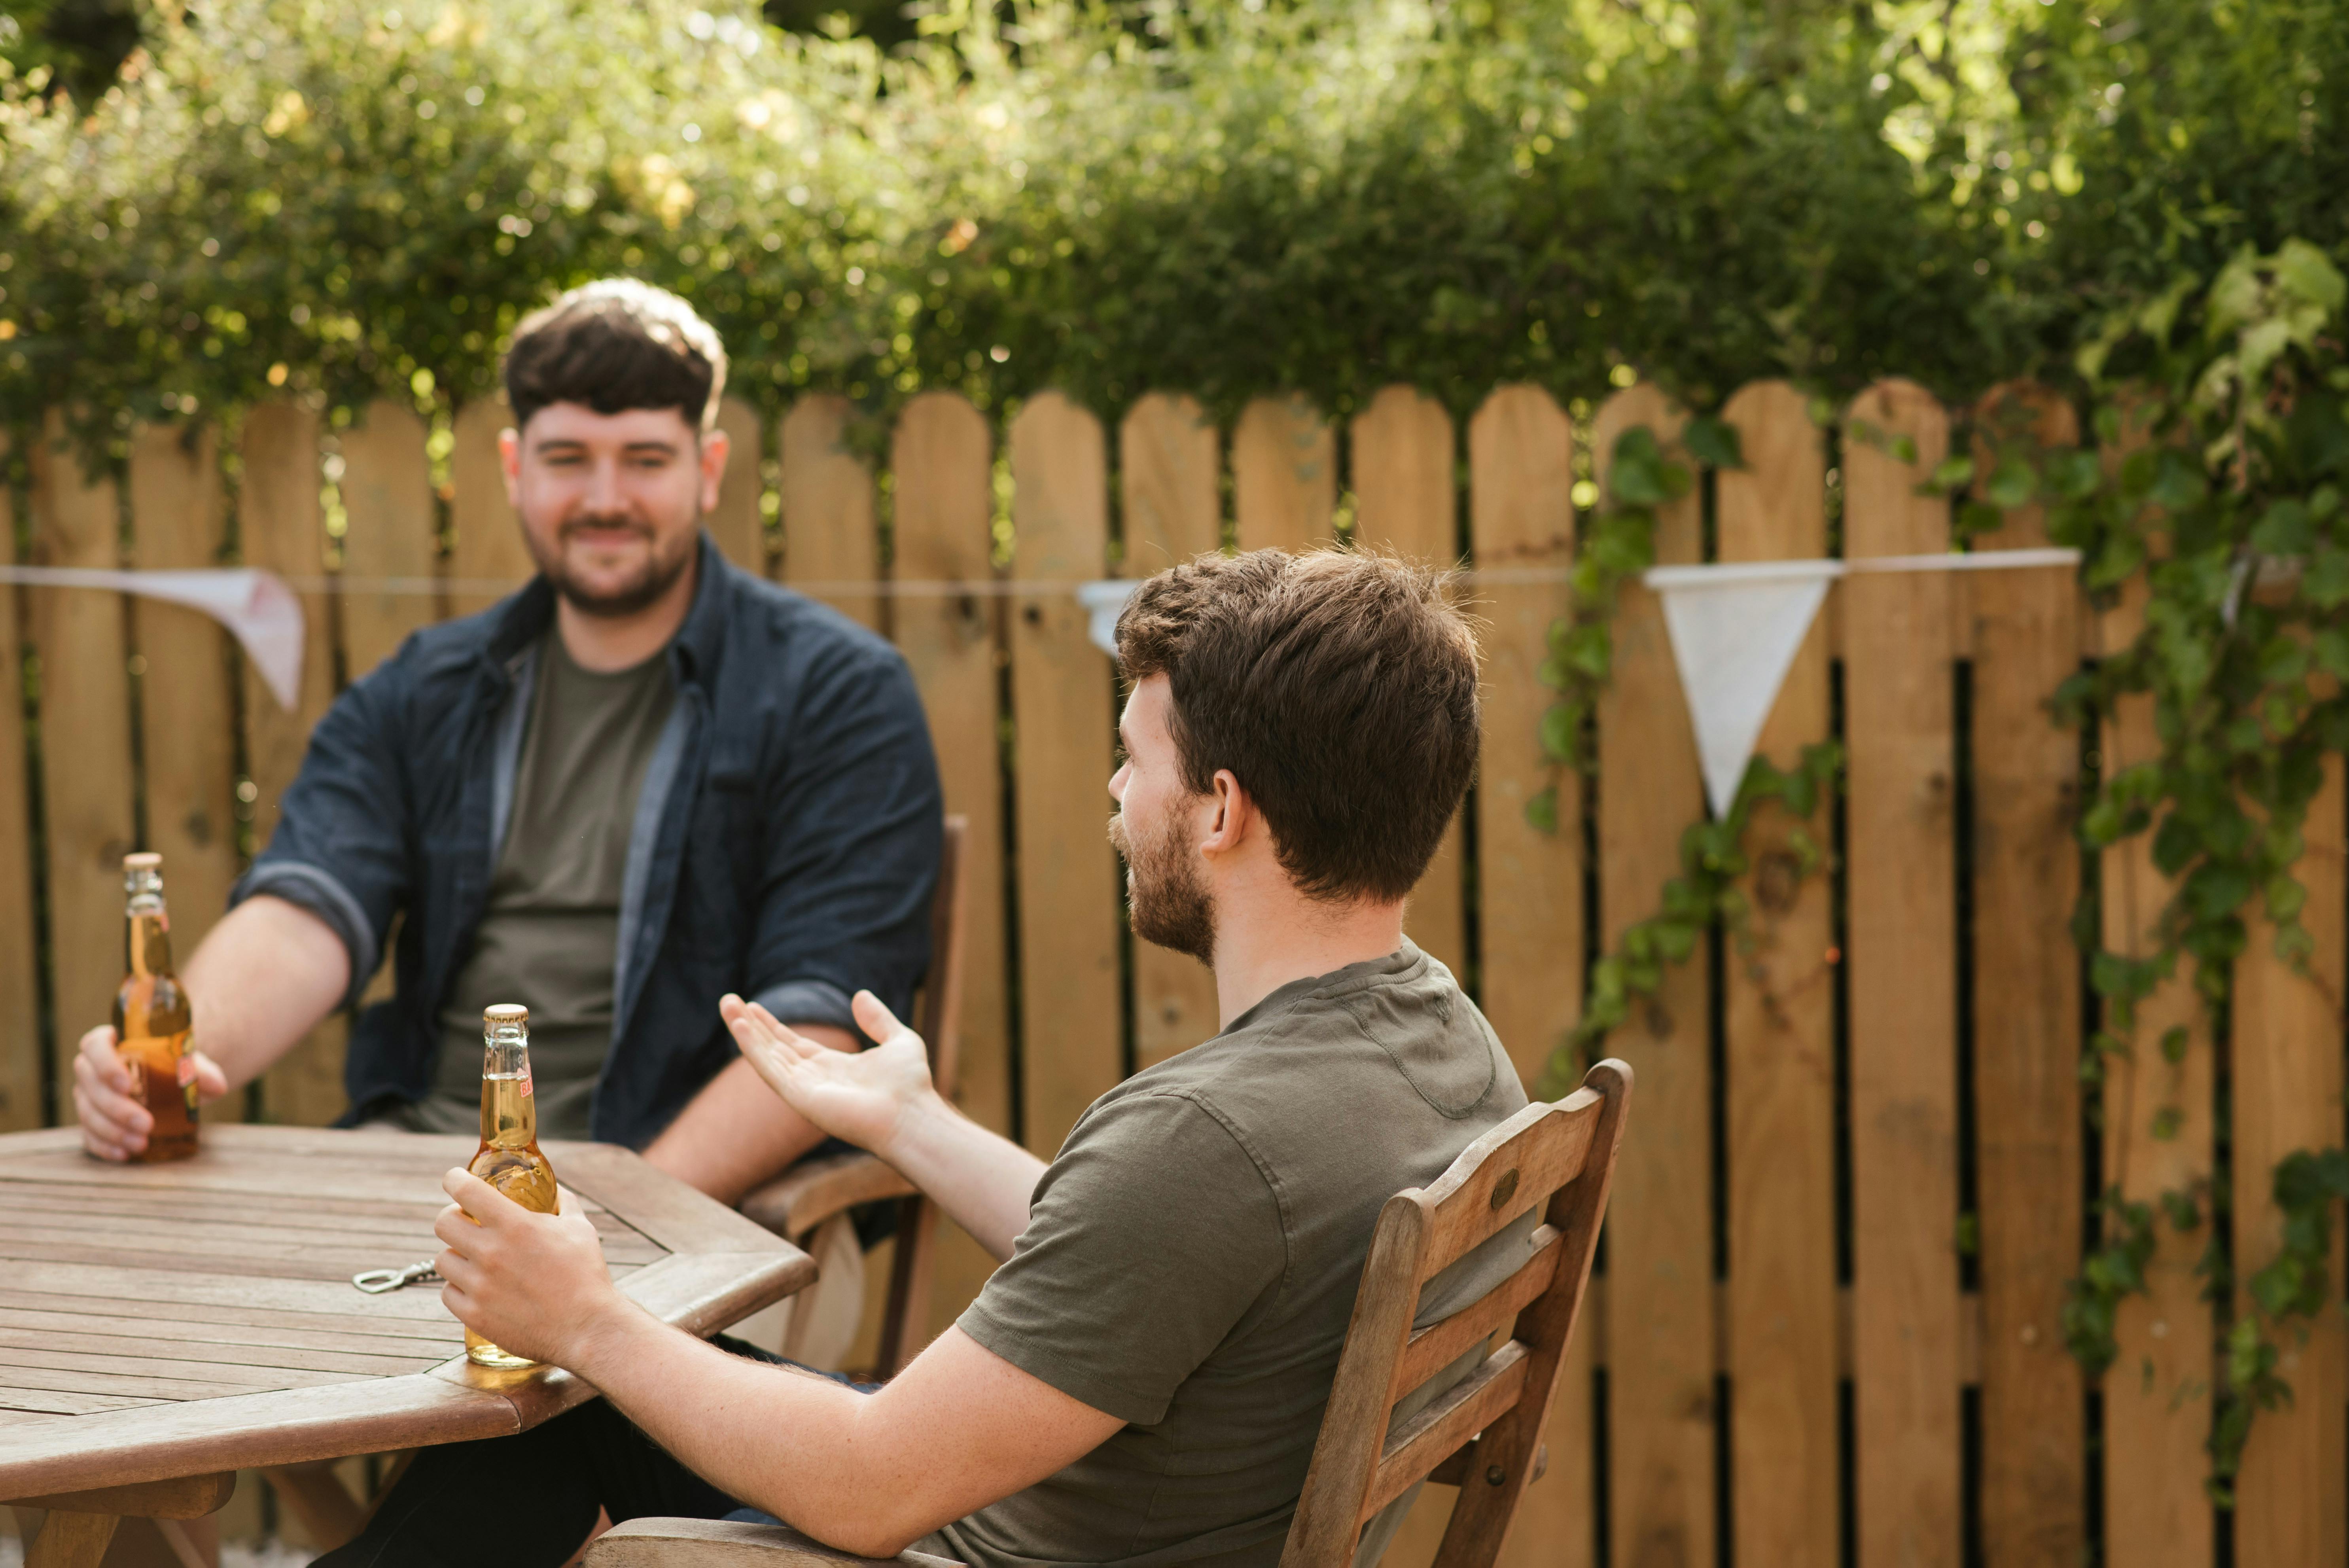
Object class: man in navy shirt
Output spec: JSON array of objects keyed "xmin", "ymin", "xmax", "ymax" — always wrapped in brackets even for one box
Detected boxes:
[{"xmin": 70, "ymin": 279, "xmax": 942, "ymax": 1215}]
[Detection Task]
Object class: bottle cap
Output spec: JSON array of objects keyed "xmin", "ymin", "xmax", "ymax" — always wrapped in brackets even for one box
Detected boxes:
[
  {"xmin": 483, "ymin": 1003, "xmax": 529, "ymax": 1024},
  {"xmin": 123, "ymin": 852, "xmax": 162, "ymax": 870}
]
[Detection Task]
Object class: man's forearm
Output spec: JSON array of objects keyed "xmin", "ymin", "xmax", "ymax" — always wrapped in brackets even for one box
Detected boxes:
[
  {"xmin": 562, "ymin": 1310, "xmax": 1108, "ymax": 1557},
  {"xmin": 182, "ymin": 895, "xmax": 352, "ymax": 1093},
  {"xmin": 643, "ymin": 1026, "xmax": 860, "ymax": 1206},
  {"xmin": 879, "ymin": 1096, "xmax": 1047, "ymax": 1263}
]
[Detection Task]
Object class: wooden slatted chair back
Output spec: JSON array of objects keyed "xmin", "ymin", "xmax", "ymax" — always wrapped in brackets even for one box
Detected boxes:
[
  {"xmin": 871, "ymin": 814, "xmax": 967, "ymax": 1373},
  {"xmin": 915, "ymin": 816, "xmax": 969, "ymax": 1099},
  {"xmin": 1278, "ymin": 1059, "xmax": 1632, "ymax": 1568}
]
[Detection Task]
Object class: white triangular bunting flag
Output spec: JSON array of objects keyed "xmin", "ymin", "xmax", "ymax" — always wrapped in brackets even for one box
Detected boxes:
[
  {"xmin": 1645, "ymin": 561, "xmax": 1841, "ymax": 819},
  {"xmin": 0, "ymin": 566, "xmax": 306, "ymax": 711}
]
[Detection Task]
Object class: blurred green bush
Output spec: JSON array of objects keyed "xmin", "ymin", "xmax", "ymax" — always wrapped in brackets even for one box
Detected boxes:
[{"xmin": 0, "ymin": 0, "xmax": 2342, "ymax": 436}]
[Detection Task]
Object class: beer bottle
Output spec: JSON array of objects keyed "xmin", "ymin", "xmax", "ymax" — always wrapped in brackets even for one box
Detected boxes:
[
  {"xmin": 464, "ymin": 1002, "xmax": 560, "ymax": 1368},
  {"xmin": 113, "ymin": 852, "xmax": 197, "ymax": 1163}
]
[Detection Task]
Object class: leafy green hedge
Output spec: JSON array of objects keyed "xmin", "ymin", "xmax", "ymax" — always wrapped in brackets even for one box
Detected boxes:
[{"xmin": 5, "ymin": 0, "xmax": 2342, "ymax": 442}]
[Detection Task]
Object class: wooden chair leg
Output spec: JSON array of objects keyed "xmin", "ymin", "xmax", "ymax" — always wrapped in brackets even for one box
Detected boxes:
[{"xmin": 876, "ymin": 1194, "xmax": 938, "ymax": 1376}]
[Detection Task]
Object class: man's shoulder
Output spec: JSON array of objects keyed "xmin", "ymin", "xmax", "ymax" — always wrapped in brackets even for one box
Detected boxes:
[
  {"xmin": 336, "ymin": 597, "xmax": 513, "ymax": 716},
  {"xmin": 715, "ymin": 559, "xmax": 904, "ymax": 676}
]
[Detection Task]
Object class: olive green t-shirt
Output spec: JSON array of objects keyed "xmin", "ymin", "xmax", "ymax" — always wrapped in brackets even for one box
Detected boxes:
[
  {"xmin": 941, "ymin": 942, "xmax": 1533, "ymax": 1568},
  {"xmin": 401, "ymin": 632, "xmax": 675, "ymax": 1140}
]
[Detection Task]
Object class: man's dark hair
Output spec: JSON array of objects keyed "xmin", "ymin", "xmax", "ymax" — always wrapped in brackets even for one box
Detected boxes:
[
  {"xmin": 502, "ymin": 278, "xmax": 729, "ymax": 432},
  {"xmin": 1116, "ymin": 547, "xmax": 1480, "ymax": 903}
]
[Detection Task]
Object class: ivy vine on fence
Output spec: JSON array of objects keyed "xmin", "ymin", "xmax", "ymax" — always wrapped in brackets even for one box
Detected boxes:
[{"xmin": 1552, "ymin": 239, "xmax": 2349, "ymax": 1502}]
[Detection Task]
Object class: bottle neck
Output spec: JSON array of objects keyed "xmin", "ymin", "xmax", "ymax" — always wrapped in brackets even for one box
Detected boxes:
[
  {"xmin": 480, "ymin": 1031, "xmax": 537, "ymax": 1149},
  {"xmin": 125, "ymin": 897, "xmax": 175, "ymax": 981}
]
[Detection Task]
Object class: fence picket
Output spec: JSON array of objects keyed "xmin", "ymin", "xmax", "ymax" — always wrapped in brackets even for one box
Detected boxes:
[
  {"xmin": 2232, "ymin": 755, "xmax": 2347, "ymax": 1564},
  {"xmin": 1592, "ymin": 384, "xmax": 1714, "ymax": 1568},
  {"xmin": 28, "ymin": 414, "xmax": 138, "ymax": 1122},
  {"xmin": 1842, "ymin": 377, "xmax": 1962, "ymax": 1566},
  {"xmin": 2096, "ymin": 429, "xmax": 2214, "ymax": 1568},
  {"xmin": 781, "ymin": 395, "xmax": 880, "ymax": 631},
  {"xmin": 450, "ymin": 397, "xmax": 528, "ymax": 619},
  {"xmin": 127, "ymin": 422, "xmax": 241, "ymax": 1123},
  {"xmin": 1008, "ymin": 393, "xmax": 1121, "ymax": 1156},
  {"xmin": 1232, "ymin": 394, "xmax": 1333, "ymax": 554},
  {"xmin": 711, "ymin": 396, "xmax": 768, "ymax": 577},
  {"xmin": 1716, "ymin": 379, "xmax": 1839, "ymax": 1568},
  {"xmin": 1467, "ymin": 384, "xmax": 1592, "ymax": 1568},
  {"xmin": 890, "ymin": 391, "xmax": 1009, "ymax": 1345},
  {"xmin": 240, "ymin": 403, "xmax": 346, "ymax": 1127},
  {"xmin": 338, "ymin": 401, "xmax": 438, "ymax": 683},
  {"xmin": 1968, "ymin": 383, "xmax": 2087, "ymax": 1564},
  {"xmin": 1118, "ymin": 393, "xmax": 1222, "ymax": 1070},
  {"xmin": 1350, "ymin": 386, "xmax": 1466, "ymax": 979},
  {"xmin": 0, "ymin": 443, "xmax": 40, "ymax": 1131}
]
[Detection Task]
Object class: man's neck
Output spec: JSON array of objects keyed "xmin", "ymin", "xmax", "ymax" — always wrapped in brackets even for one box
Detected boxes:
[
  {"xmin": 555, "ymin": 551, "xmax": 700, "ymax": 673},
  {"xmin": 1209, "ymin": 892, "xmax": 1408, "ymax": 1031}
]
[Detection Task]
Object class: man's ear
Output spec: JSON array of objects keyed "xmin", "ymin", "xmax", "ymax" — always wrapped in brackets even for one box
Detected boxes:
[
  {"xmin": 498, "ymin": 426, "xmax": 523, "ymax": 510},
  {"xmin": 1200, "ymin": 769, "xmax": 1250, "ymax": 855},
  {"xmin": 698, "ymin": 427, "xmax": 731, "ymax": 516}
]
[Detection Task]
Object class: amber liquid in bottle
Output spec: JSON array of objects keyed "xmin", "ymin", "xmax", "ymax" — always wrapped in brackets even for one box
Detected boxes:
[
  {"xmin": 465, "ymin": 1002, "xmax": 559, "ymax": 1369},
  {"xmin": 112, "ymin": 853, "xmax": 197, "ymax": 1163}
]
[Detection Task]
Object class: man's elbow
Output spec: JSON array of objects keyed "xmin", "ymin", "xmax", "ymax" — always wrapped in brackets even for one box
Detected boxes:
[{"xmin": 765, "ymin": 1501, "xmax": 930, "ymax": 1562}]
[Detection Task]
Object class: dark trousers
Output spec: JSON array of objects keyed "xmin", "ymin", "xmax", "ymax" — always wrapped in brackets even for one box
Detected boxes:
[{"xmin": 314, "ymin": 1339, "xmax": 869, "ymax": 1568}]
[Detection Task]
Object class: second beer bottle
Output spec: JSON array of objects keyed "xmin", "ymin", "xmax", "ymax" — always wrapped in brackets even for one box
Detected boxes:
[{"xmin": 465, "ymin": 1002, "xmax": 559, "ymax": 1368}]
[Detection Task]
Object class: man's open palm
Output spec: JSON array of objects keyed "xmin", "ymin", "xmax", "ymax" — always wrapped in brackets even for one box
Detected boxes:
[{"xmin": 721, "ymin": 989, "xmax": 935, "ymax": 1157}]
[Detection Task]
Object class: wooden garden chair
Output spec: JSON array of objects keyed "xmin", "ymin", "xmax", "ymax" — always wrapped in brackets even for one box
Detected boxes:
[
  {"xmin": 586, "ymin": 1056, "xmax": 1631, "ymax": 1568},
  {"xmin": 736, "ymin": 814, "xmax": 971, "ymax": 1377}
]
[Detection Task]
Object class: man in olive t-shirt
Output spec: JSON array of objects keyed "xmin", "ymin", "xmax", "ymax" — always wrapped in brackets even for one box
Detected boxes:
[
  {"xmin": 938, "ymin": 940, "xmax": 1530, "ymax": 1567},
  {"xmin": 334, "ymin": 548, "xmax": 1528, "ymax": 1568}
]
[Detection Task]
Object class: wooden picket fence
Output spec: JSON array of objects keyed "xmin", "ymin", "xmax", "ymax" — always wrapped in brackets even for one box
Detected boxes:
[{"xmin": 0, "ymin": 377, "xmax": 2342, "ymax": 1566}]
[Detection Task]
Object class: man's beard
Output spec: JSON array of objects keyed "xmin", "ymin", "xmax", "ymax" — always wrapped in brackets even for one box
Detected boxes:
[
  {"xmin": 528, "ymin": 515, "xmax": 698, "ymax": 619},
  {"xmin": 1109, "ymin": 809, "xmax": 1216, "ymax": 964}
]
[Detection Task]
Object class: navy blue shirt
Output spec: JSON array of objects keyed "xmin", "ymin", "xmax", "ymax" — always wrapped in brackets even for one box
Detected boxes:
[{"xmin": 232, "ymin": 534, "xmax": 943, "ymax": 1148}]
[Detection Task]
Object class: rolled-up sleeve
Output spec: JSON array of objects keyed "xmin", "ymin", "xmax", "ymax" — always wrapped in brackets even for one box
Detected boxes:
[
  {"xmin": 748, "ymin": 635, "xmax": 942, "ymax": 1035},
  {"xmin": 229, "ymin": 653, "xmax": 415, "ymax": 1008}
]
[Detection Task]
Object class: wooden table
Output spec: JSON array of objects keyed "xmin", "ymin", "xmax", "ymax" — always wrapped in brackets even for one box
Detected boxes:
[{"xmin": 0, "ymin": 1124, "xmax": 814, "ymax": 1566}]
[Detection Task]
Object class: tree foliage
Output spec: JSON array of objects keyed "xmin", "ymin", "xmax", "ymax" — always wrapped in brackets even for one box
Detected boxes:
[{"xmin": 6, "ymin": 0, "xmax": 2341, "ymax": 447}]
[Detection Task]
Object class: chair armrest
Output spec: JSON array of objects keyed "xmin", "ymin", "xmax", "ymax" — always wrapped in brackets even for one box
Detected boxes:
[
  {"xmin": 739, "ymin": 1150, "xmax": 918, "ymax": 1240},
  {"xmin": 586, "ymin": 1517, "xmax": 964, "ymax": 1568}
]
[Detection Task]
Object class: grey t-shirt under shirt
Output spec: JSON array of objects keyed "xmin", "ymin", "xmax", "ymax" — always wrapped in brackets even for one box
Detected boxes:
[
  {"xmin": 942, "ymin": 942, "xmax": 1533, "ymax": 1568},
  {"xmin": 400, "ymin": 631, "xmax": 675, "ymax": 1140}
]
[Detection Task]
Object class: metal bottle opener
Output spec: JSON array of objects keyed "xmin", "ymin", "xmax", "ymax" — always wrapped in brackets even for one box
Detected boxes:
[{"xmin": 352, "ymin": 1260, "xmax": 442, "ymax": 1294}]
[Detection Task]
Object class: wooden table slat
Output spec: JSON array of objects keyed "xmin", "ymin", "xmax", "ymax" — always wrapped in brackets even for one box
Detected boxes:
[
  {"xmin": 0, "ymin": 1208, "xmax": 665, "ymax": 1266},
  {"xmin": 0, "ymin": 1290, "xmax": 466, "ymax": 1346},
  {"xmin": 0, "ymin": 1328, "xmax": 440, "ymax": 1382},
  {"xmin": 0, "ymin": 1387, "xmax": 165, "ymax": 1418},
  {"xmin": 0, "ymin": 1348, "xmax": 372, "ymax": 1400},
  {"xmin": 1, "ymin": 1180, "xmax": 650, "ymax": 1242},
  {"xmin": 0, "ymin": 1354, "xmax": 364, "ymax": 1401},
  {"xmin": 0, "ymin": 1235, "xmax": 646, "ymax": 1288}
]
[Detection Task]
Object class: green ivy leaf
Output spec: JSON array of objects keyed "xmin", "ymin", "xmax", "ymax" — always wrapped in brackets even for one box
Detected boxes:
[
  {"xmin": 1927, "ymin": 455, "xmax": 1974, "ymax": 492},
  {"xmin": 1537, "ymin": 702, "xmax": 1582, "ymax": 764},
  {"xmin": 1682, "ymin": 415, "xmax": 1743, "ymax": 471},
  {"xmin": 2251, "ymin": 498, "xmax": 2314, "ymax": 555},
  {"xmin": 1523, "ymin": 786, "xmax": 1559, "ymax": 835},
  {"xmin": 1985, "ymin": 454, "xmax": 2037, "ymax": 509}
]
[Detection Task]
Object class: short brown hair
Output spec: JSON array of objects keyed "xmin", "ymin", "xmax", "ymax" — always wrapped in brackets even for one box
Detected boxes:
[
  {"xmin": 1116, "ymin": 547, "xmax": 1480, "ymax": 903},
  {"xmin": 503, "ymin": 278, "xmax": 728, "ymax": 432}
]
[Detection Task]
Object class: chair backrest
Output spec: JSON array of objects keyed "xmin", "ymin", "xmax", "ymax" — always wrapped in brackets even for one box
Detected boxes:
[
  {"xmin": 1280, "ymin": 1058, "xmax": 1632, "ymax": 1568},
  {"xmin": 914, "ymin": 816, "xmax": 969, "ymax": 1100}
]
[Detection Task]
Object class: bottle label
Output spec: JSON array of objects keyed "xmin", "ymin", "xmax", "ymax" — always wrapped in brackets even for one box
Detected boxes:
[{"xmin": 520, "ymin": 1061, "xmax": 534, "ymax": 1097}]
